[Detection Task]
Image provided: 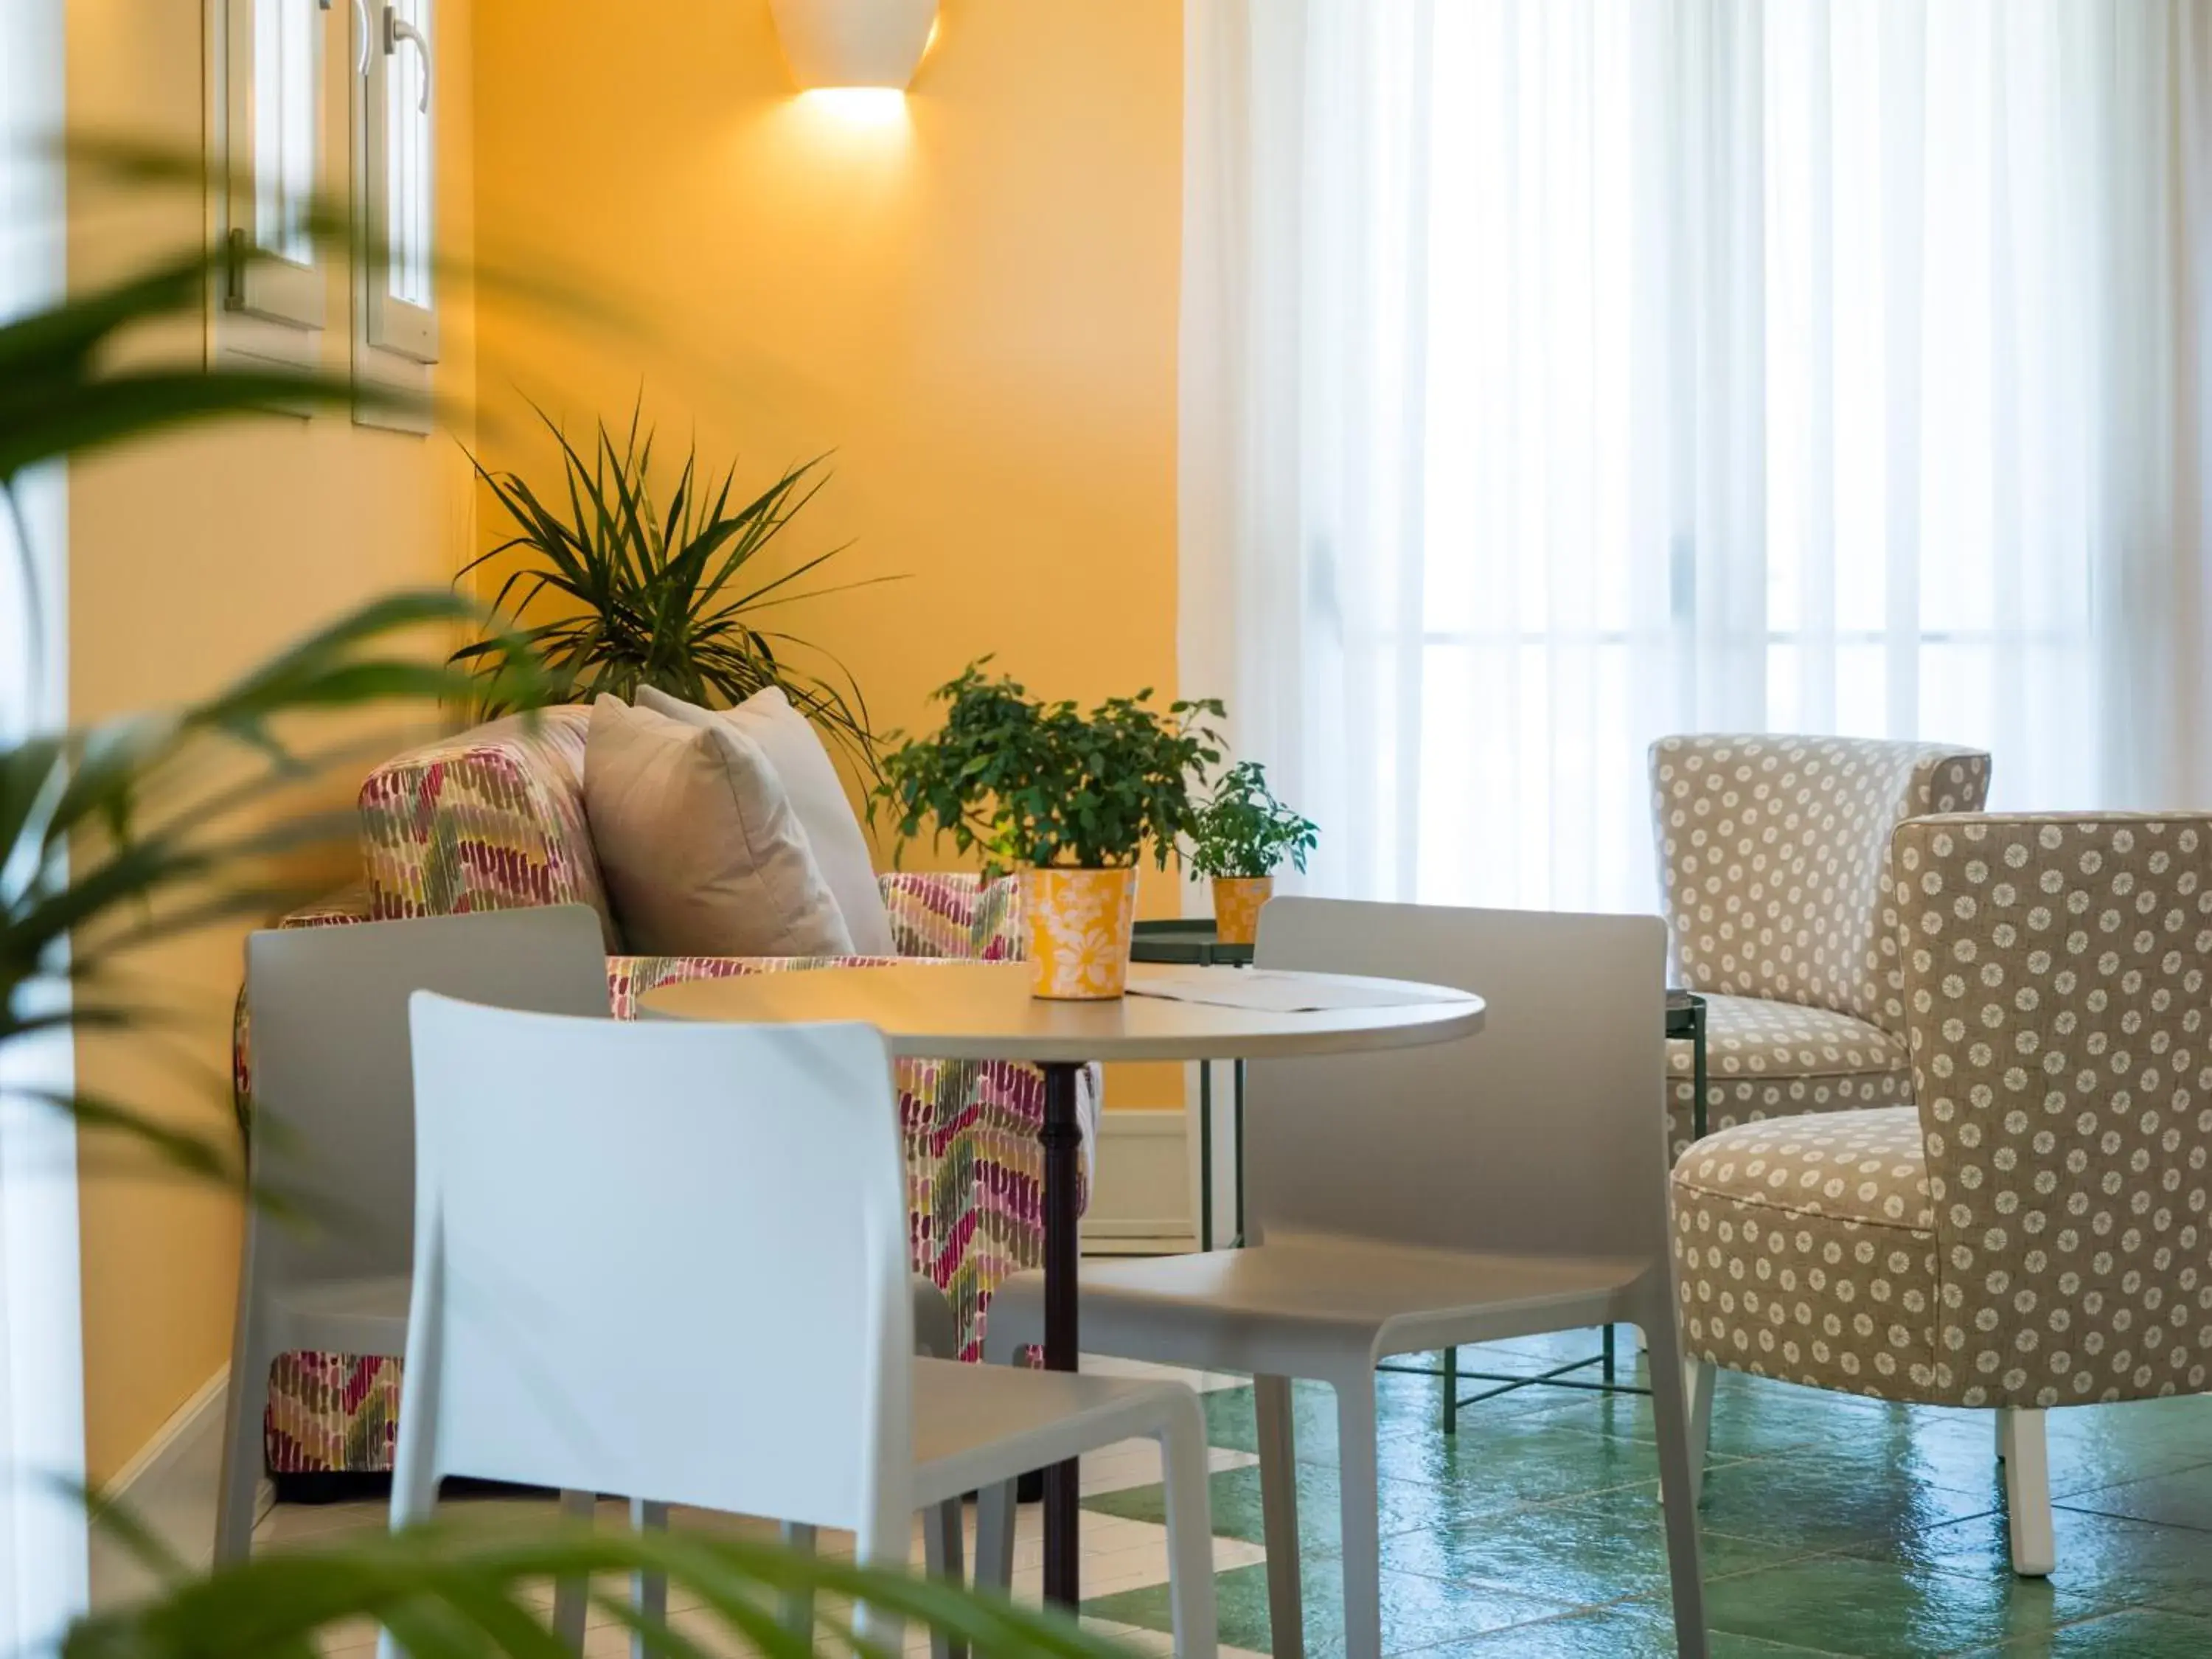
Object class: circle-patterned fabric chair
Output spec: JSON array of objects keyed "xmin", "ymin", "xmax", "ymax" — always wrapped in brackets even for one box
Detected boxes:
[
  {"xmin": 1672, "ymin": 813, "xmax": 2212, "ymax": 1576},
  {"xmin": 1650, "ymin": 734, "xmax": 1992, "ymax": 1158}
]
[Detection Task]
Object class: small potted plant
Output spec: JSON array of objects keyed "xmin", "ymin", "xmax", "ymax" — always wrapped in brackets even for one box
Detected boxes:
[
  {"xmin": 877, "ymin": 661, "xmax": 1222, "ymax": 998},
  {"xmin": 1189, "ymin": 761, "xmax": 1319, "ymax": 945}
]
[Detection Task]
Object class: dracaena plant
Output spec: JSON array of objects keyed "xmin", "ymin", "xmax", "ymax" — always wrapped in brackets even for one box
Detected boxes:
[
  {"xmin": 13, "ymin": 145, "xmax": 1132, "ymax": 1659},
  {"xmin": 453, "ymin": 405, "xmax": 891, "ymax": 775},
  {"xmin": 876, "ymin": 660, "xmax": 1225, "ymax": 872},
  {"xmin": 1188, "ymin": 761, "xmax": 1319, "ymax": 880}
]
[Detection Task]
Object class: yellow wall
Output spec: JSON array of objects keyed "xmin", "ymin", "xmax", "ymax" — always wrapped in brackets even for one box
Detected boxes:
[
  {"xmin": 69, "ymin": 0, "xmax": 1182, "ymax": 1480},
  {"xmin": 66, "ymin": 0, "xmax": 480, "ymax": 1483},
  {"xmin": 470, "ymin": 3, "xmax": 1186, "ymax": 1118}
]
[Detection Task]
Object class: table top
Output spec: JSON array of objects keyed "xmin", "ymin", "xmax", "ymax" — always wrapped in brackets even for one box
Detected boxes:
[{"xmin": 641, "ymin": 961, "xmax": 1486, "ymax": 1064}]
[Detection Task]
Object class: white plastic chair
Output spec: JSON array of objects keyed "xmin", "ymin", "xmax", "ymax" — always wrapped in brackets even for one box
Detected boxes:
[
  {"xmin": 218, "ymin": 905, "xmax": 613, "ymax": 1570},
  {"xmin": 389, "ymin": 995, "xmax": 1220, "ymax": 1655},
  {"xmin": 981, "ymin": 900, "xmax": 1708, "ymax": 1659}
]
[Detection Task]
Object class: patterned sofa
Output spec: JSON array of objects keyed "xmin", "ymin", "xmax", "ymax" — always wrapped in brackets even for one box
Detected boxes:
[{"xmin": 234, "ymin": 705, "xmax": 1085, "ymax": 1478}]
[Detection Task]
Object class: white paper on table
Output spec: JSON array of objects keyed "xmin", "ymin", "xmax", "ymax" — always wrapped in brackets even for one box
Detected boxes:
[{"xmin": 1127, "ymin": 967, "xmax": 1477, "ymax": 1013}]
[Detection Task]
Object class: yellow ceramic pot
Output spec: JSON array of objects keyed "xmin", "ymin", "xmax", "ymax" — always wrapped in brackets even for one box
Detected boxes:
[
  {"xmin": 1211, "ymin": 875, "xmax": 1274, "ymax": 946},
  {"xmin": 1023, "ymin": 866, "xmax": 1139, "ymax": 998}
]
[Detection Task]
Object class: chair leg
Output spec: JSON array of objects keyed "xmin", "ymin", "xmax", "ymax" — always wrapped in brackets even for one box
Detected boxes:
[
  {"xmin": 925, "ymin": 1500, "xmax": 967, "ymax": 1659},
  {"xmin": 214, "ymin": 1335, "xmax": 276, "ymax": 1566},
  {"xmin": 852, "ymin": 1510, "xmax": 908, "ymax": 1657},
  {"xmin": 1254, "ymin": 1374, "xmax": 1304, "ymax": 1659},
  {"xmin": 2003, "ymin": 1409, "xmax": 2056, "ymax": 1577},
  {"xmin": 973, "ymin": 1482, "xmax": 1018, "ymax": 1593},
  {"xmin": 1640, "ymin": 1314, "xmax": 1711, "ymax": 1659},
  {"xmin": 1334, "ymin": 1374, "xmax": 1383, "ymax": 1659},
  {"xmin": 1996, "ymin": 1405, "xmax": 2012, "ymax": 1462},
  {"xmin": 1151, "ymin": 1391, "xmax": 1220, "ymax": 1659},
  {"xmin": 780, "ymin": 1520, "xmax": 818, "ymax": 1640},
  {"xmin": 1682, "ymin": 1357, "xmax": 1716, "ymax": 1504},
  {"xmin": 552, "ymin": 1489, "xmax": 596, "ymax": 1653},
  {"xmin": 630, "ymin": 1499, "xmax": 667, "ymax": 1659}
]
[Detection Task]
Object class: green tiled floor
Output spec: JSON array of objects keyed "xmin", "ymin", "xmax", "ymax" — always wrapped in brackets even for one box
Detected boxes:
[{"xmin": 1079, "ymin": 1332, "xmax": 2212, "ymax": 1657}]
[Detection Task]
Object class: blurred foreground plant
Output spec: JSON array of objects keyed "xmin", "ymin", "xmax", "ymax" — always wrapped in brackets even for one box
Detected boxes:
[{"xmin": 5, "ymin": 142, "xmax": 1130, "ymax": 1658}]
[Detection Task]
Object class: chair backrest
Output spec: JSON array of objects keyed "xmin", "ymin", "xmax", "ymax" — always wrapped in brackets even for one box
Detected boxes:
[
  {"xmin": 1247, "ymin": 898, "xmax": 1670, "ymax": 1265},
  {"xmin": 356, "ymin": 706, "xmax": 621, "ymax": 948},
  {"xmin": 1649, "ymin": 734, "xmax": 1991, "ymax": 1030},
  {"xmin": 242, "ymin": 906, "xmax": 610, "ymax": 1290},
  {"xmin": 1895, "ymin": 813, "xmax": 2212, "ymax": 1409},
  {"xmin": 403, "ymin": 997, "xmax": 914, "ymax": 1540}
]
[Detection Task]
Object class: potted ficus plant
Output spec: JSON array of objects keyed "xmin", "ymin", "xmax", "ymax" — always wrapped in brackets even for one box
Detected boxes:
[
  {"xmin": 878, "ymin": 661, "xmax": 1222, "ymax": 998},
  {"xmin": 1189, "ymin": 760, "xmax": 1320, "ymax": 945}
]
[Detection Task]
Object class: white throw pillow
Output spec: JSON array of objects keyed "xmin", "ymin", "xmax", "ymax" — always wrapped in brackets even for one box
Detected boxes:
[
  {"xmin": 635, "ymin": 684, "xmax": 896, "ymax": 955},
  {"xmin": 583, "ymin": 695, "xmax": 855, "ymax": 958}
]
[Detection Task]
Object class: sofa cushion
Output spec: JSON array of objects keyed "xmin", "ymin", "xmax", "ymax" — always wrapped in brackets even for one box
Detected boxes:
[
  {"xmin": 583, "ymin": 695, "xmax": 854, "ymax": 958},
  {"xmin": 636, "ymin": 685, "xmax": 895, "ymax": 956}
]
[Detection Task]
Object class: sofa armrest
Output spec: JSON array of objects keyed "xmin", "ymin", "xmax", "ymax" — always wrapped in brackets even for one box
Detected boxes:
[{"xmin": 878, "ymin": 872, "xmax": 1023, "ymax": 962}]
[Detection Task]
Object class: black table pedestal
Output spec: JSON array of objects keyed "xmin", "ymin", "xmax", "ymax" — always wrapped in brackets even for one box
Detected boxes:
[{"xmin": 1039, "ymin": 1060, "xmax": 1084, "ymax": 1608}]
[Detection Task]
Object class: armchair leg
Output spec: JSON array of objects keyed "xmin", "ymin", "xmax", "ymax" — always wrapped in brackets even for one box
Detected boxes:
[{"xmin": 2003, "ymin": 1409, "xmax": 2056, "ymax": 1576}]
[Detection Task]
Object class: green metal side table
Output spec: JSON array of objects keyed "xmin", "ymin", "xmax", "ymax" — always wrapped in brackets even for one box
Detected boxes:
[
  {"xmin": 1130, "ymin": 919, "xmax": 1254, "ymax": 1252},
  {"xmin": 1130, "ymin": 917, "xmax": 1710, "ymax": 1426}
]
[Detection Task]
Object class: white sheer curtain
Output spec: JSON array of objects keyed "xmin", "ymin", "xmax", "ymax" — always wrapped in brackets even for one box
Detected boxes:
[
  {"xmin": 1180, "ymin": 0, "xmax": 2212, "ymax": 913},
  {"xmin": 0, "ymin": 0, "xmax": 88, "ymax": 1643}
]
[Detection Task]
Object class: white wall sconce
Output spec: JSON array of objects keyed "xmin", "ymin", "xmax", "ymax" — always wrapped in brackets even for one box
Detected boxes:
[{"xmin": 769, "ymin": 0, "xmax": 937, "ymax": 91}]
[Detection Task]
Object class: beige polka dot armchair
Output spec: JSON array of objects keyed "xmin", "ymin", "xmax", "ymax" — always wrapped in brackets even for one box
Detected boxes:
[
  {"xmin": 1672, "ymin": 813, "xmax": 2212, "ymax": 1576},
  {"xmin": 1650, "ymin": 734, "xmax": 1992, "ymax": 1157}
]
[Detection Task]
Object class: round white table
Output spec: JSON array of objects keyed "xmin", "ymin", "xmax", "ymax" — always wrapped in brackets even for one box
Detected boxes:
[{"xmin": 642, "ymin": 959, "xmax": 1486, "ymax": 1605}]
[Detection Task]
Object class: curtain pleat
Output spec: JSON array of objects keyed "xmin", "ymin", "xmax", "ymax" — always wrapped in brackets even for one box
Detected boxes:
[{"xmin": 1180, "ymin": 0, "xmax": 2212, "ymax": 911}]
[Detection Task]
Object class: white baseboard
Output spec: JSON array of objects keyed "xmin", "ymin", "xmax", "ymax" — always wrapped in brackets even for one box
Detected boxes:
[
  {"xmin": 1085, "ymin": 1109, "xmax": 1194, "ymax": 1252},
  {"xmin": 88, "ymin": 1366, "xmax": 242, "ymax": 1610}
]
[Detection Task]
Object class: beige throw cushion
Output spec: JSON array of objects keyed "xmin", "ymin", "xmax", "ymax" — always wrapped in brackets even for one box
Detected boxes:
[
  {"xmin": 582, "ymin": 695, "xmax": 855, "ymax": 958},
  {"xmin": 635, "ymin": 684, "xmax": 895, "ymax": 955}
]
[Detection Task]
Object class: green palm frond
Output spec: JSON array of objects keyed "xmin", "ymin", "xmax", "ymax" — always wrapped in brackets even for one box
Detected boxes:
[
  {"xmin": 454, "ymin": 402, "xmax": 896, "ymax": 777},
  {"xmin": 0, "ymin": 587, "xmax": 549, "ymax": 1182},
  {"xmin": 9, "ymin": 142, "xmax": 1091, "ymax": 1659},
  {"xmin": 71, "ymin": 1515, "xmax": 1135, "ymax": 1659},
  {"xmin": 0, "ymin": 242, "xmax": 417, "ymax": 483}
]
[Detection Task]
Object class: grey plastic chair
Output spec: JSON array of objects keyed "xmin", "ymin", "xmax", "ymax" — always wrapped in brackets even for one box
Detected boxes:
[
  {"xmin": 220, "ymin": 905, "xmax": 964, "ymax": 1651},
  {"xmin": 389, "ymin": 996, "xmax": 1217, "ymax": 1658},
  {"xmin": 218, "ymin": 905, "xmax": 614, "ymax": 1568},
  {"xmin": 981, "ymin": 899, "xmax": 1708, "ymax": 1659}
]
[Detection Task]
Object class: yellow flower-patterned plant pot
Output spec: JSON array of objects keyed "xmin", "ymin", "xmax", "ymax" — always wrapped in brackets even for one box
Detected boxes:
[
  {"xmin": 1211, "ymin": 875, "xmax": 1274, "ymax": 946},
  {"xmin": 1023, "ymin": 866, "xmax": 1139, "ymax": 999}
]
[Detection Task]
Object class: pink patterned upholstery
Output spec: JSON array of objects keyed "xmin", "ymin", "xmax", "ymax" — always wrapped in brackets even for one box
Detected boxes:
[
  {"xmin": 355, "ymin": 706, "xmax": 617, "ymax": 945},
  {"xmin": 237, "ymin": 714, "xmax": 1079, "ymax": 1476}
]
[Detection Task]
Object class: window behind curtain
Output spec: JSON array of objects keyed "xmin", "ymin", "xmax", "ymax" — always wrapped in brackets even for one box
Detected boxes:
[{"xmin": 1243, "ymin": 0, "xmax": 2131, "ymax": 914}]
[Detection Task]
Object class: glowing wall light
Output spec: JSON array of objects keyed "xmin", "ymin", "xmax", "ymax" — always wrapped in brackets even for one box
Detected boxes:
[{"xmin": 768, "ymin": 0, "xmax": 937, "ymax": 91}]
